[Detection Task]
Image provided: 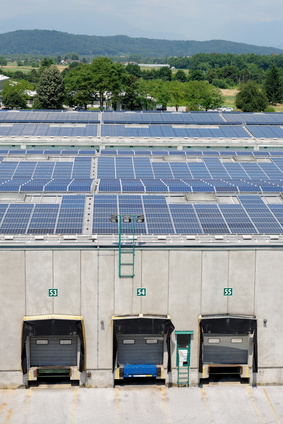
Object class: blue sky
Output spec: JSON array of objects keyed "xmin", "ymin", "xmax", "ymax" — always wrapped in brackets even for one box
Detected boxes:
[{"xmin": 0, "ymin": 0, "xmax": 283, "ymax": 48}]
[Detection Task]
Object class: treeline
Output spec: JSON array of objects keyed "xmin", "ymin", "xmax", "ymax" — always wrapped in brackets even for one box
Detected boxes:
[{"xmin": 1, "ymin": 57, "xmax": 283, "ymax": 112}]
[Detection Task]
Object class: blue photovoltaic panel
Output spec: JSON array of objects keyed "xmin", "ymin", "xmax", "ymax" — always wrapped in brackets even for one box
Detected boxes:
[
  {"xmin": 44, "ymin": 179, "xmax": 72, "ymax": 192},
  {"xmin": 143, "ymin": 196, "xmax": 174, "ymax": 234},
  {"xmin": 116, "ymin": 157, "xmax": 135, "ymax": 178},
  {"xmin": 120, "ymin": 180, "xmax": 145, "ymax": 192},
  {"xmin": 98, "ymin": 179, "xmax": 121, "ymax": 192},
  {"xmin": 52, "ymin": 162, "xmax": 73, "ymax": 178},
  {"xmin": 133, "ymin": 158, "xmax": 154, "ymax": 178},
  {"xmin": 187, "ymin": 163, "xmax": 212, "ymax": 179},
  {"xmin": 118, "ymin": 195, "xmax": 147, "ymax": 233},
  {"xmin": 33, "ymin": 162, "xmax": 55, "ymax": 179},
  {"xmin": 13, "ymin": 162, "xmax": 37, "ymax": 178},
  {"xmin": 141, "ymin": 179, "xmax": 168, "ymax": 192},
  {"xmin": 194, "ymin": 204, "xmax": 230, "ymax": 234},
  {"xmin": 21, "ymin": 179, "xmax": 51, "ymax": 192},
  {"xmin": 161, "ymin": 179, "xmax": 192, "ymax": 192},
  {"xmin": 203, "ymin": 158, "xmax": 231, "ymax": 178},
  {"xmin": 97, "ymin": 157, "xmax": 116, "ymax": 178},
  {"xmin": 182, "ymin": 179, "xmax": 214, "ymax": 192},
  {"xmin": 152, "ymin": 163, "xmax": 173, "ymax": 179},
  {"xmin": 218, "ymin": 204, "xmax": 257, "ymax": 234},
  {"xmin": 56, "ymin": 195, "xmax": 85, "ymax": 234},
  {"xmin": 93, "ymin": 194, "xmax": 118, "ymax": 234},
  {"xmin": 27, "ymin": 204, "xmax": 60, "ymax": 234},
  {"xmin": 72, "ymin": 157, "xmax": 92, "ymax": 178},
  {"xmin": 170, "ymin": 204, "xmax": 202, "ymax": 234},
  {"xmin": 0, "ymin": 204, "xmax": 34, "ymax": 234},
  {"xmin": 0, "ymin": 204, "xmax": 9, "ymax": 223},
  {"xmin": 170, "ymin": 163, "xmax": 192, "ymax": 179},
  {"xmin": 68, "ymin": 179, "xmax": 93, "ymax": 192},
  {"xmin": 239, "ymin": 195, "xmax": 283, "ymax": 233}
]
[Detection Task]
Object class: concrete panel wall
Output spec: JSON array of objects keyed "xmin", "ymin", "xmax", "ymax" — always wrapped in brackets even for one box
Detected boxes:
[
  {"xmin": 1, "ymin": 246, "xmax": 283, "ymax": 387},
  {"xmin": 26, "ymin": 250, "xmax": 53, "ymax": 316},
  {"xmin": 228, "ymin": 250, "xmax": 255, "ymax": 316},
  {"xmin": 141, "ymin": 250, "xmax": 169, "ymax": 315},
  {"xmin": 53, "ymin": 251, "xmax": 81, "ymax": 315},
  {"xmin": 255, "ymin": 250, "xmax": 283, "ymax": 368},
  {"xmin": 0, "ymin": 251, "xmax": 25, "ymax": 371},
  {"xmin": 201, "ymin": 251, "xmax": 229, "ymax": 314}
]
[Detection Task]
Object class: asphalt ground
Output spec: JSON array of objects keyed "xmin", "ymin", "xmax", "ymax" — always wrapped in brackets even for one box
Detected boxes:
[{"xmin": 0, "ymin": 383, "xmax": 283, "ymax": 424}]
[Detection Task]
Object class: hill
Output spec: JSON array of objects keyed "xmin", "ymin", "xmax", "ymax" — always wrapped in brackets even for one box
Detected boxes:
[{"xmin": 0, "ymin": 30, "xmax": 283, "ymax": 57}]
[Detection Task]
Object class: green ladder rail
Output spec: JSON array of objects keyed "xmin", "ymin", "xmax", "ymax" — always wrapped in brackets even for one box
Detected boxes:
[
  {"xmin": 118, "ymin": 216, "xmax": 136, "ymax": 278},
  {"xmin": 119, "ymin": 244, "xmax": 135, "ymax": 277},
  {"xmin": 177, "ymin": 366, "xmax": 190, "ymax": 386}
]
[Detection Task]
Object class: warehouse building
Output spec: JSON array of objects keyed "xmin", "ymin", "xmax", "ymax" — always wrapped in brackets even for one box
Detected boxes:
[{"xmin": 1, "ymin": 110, "xmax": 283, "ymax": 388}]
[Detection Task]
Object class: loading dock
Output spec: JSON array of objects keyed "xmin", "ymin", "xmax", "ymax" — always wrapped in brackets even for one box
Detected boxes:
[
  {"xmin": 21, "ymin": 315, "xmax": 85, "ymax": 386},
  {"xmin": 113, "ymin": 315, "xmax": 174, "ymax": 382},
  {"xmin": 199, "ymin": 314, "xmax": 257, "ymax": 383}
]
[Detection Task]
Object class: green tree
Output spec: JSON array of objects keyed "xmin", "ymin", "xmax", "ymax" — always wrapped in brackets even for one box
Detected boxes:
[
  {"xmin": 64, "ymin": 63, "xmax": 95, "ymax": 109},
  {"xmin": 167, "ymin": 80, "xmax": 185, "ymax": 111},
  {"xmin": 184, "ymin": 81, "xmax": 223, "ymax": 111},
  {"xmin": 174, "ymin": 70, "xmax": 187, "ymax": 82},
  {"xmin": 36, "ymin": 65, "xmax": 65, "ymax": 109},
  {"xmin": 90, "ymin": 57, "xmax": 126, "ymax": 109},
  {"xmin": 0, "ymin": 56, "xmax": 7, "ymax": 66},
  {"xmin": 235, "ymin": 81, "xmax": 268, "ymax": 112},
  {"xmin": 2, "ymin": 80, "xmax": 32, "ymax": 109},
  {"xmin": 264, "ymin": 67, "xmax": 283, "ymax": 105},
  {"xmin": 189, "ymin": 70, "xmax": 205, "ymax": 81}
]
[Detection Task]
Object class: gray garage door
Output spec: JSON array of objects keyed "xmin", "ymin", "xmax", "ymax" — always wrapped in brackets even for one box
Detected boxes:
[
  {"xmin": 203, "ymin": 334, "xmax": 249, "ymax": 364},
  {"xmin": 117, "ymin": 334, "xmax": 164, "ymax": 365},
  {"xmin": 30, "ymin": 335, "xmax": 78, "ymax": 367}
]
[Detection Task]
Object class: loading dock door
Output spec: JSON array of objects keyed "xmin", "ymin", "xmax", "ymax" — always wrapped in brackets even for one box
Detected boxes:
[
  {"xmin": 203, "ymin": 334, "xmax": 249, "ymax": 365},
  {"xmin": 199, "ymin": 314, "xmax": 257, "ymax": 377},
  {"xmin": 117, "ymin": 334, "xmax": 164, "ymax": 366},
  {"xmin": 30, "ymin": 335, "xmax": 78, "ymax": 367},
  {"xmin": 113, "ymin": 316, "xmax": 174, "ymax": 378},
  {"xmin": 21, "ymin": 315, "xmax": 85, "ymax": 376}
]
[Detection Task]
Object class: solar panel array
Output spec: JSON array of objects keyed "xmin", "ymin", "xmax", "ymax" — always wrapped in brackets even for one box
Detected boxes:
[
  {"xmin": 0, "ymin": 196, "xmax": 85, "ymax": 234},
  {"xmin": 90, "ymin": 194, "xmax": 283, "ymax": 235},
  {"xmin": 1, "ymin": 110, "xmax": 283, "ymax": 235},
  {"xmin": 0, "ymin": 124, "xmax": 98, "ymax": 137},
  {"xmin": 101, "ymin": 124, "xmax": 249, "ymax": 138},
  {"xmin": 0, "ymin": 111, "xmax": 99, "ymax": 123}
]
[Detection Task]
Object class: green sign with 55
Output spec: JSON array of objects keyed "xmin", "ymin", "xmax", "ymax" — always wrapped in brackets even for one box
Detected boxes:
[{"xmin": 223, "ymin": 288, "xmax": 233, "ymax": 296}]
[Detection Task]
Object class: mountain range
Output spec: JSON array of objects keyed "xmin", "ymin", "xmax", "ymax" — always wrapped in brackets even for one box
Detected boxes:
[{"xmin": 0, "ymin": 30, "xmax": 282, "ymax": 57}]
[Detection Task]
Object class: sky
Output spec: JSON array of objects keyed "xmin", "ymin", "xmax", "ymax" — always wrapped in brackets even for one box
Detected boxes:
[{"xmin": 0, "ymin": 0, "xmax": 283, "ymax": 48}]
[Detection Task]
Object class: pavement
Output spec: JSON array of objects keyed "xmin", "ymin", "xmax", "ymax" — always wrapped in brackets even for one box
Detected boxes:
[{"xmin": 0, "ymin": 383, "xmax": 283, "ymax": 424}]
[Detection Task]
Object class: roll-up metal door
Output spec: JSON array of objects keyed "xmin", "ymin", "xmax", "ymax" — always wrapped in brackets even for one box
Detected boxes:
[
  {"xmin": 203, "ymin": 334, "xmax": 249, "ymax": 364},
  {"xmin": 30, "ymin": 335, "xmax": 78, "ymax": 367},
  {"xmin": 117, "ymin": 334, "xmax": 164, "ymax": 365}
]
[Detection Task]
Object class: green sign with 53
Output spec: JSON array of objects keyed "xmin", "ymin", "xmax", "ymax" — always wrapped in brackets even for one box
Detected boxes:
[{"xmin": 49, "ymin": 288, "xmax": 58, "ymax": 297}]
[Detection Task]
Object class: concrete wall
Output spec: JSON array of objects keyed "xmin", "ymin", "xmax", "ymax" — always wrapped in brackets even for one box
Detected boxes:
[{"xmin": 0, "ymin": 247, "xmax": 283, "ymax": 388}]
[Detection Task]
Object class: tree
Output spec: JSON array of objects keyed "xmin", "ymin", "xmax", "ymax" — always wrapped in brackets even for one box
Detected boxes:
[
  {"xmin": 90, "ymin": 57, "xmax": 126, "ymax": 109},
  {"xmin": 2, "ymin": 80, "xmax": 32, "ymax": 109},
  {"xmin": 167, "ymin": 80, "xmax": 185, "ymax": 111},
  {"xmin": 264, "ymin": 67, "xmax": 283, "ymax": 105},
  {"xmin": 64, "ymin": 63, "xmax": 96, "ymax": 109},
  {"xmin": 36, "ymin": 65, "xmax": 65, "ymax": 109},
  {"xmin": 235, "ymin": 81, "xmax": 268, "ymax": 112},
  {"xmin": 184, "ymin": 81, "xmax": 223, "ymax": 111},
  {"xmin": 174, "ymin": 70, "xmax": 187, "ymax": 83}
]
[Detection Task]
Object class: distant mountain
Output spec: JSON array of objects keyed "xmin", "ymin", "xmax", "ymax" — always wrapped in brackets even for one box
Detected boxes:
[{"xmin": 0, "ymin": 30, "xmax": 283, "ymax": 57}]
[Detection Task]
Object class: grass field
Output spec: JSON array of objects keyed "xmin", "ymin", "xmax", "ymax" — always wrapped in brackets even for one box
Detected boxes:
[{"xmin": 221, "ymin": 88, "xmax": 283, "ymax": 112}]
